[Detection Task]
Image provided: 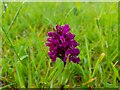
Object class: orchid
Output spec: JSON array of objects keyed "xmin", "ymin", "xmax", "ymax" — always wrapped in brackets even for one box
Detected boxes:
[{"xmin": 46, "ymin": 24, "xmax": 80, "ymax": 65}]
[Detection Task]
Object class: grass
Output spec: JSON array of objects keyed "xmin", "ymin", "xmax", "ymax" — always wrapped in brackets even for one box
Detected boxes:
[{"xmin": 1, "ymin": 2, "xmax": 120, "ymax": 89}]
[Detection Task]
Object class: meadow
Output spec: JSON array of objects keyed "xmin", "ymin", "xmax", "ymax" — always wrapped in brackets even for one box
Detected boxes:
[{"xmin": 1, "ymin": 2, "xmax": 120, "ymax": 89}]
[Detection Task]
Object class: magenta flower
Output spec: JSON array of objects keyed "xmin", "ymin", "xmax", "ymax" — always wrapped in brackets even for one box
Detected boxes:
[{"xmin": 46, "ymin": 24, "xmax": 80, "ymax": 65}]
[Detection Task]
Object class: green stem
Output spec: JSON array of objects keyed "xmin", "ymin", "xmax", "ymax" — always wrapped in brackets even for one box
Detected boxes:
[{"xmin": 2, "ymin": 27, "xmax": 27, "ymax": 71}]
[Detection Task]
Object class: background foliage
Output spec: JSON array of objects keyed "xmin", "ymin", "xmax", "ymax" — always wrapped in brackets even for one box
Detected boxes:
[{"xmin": 1, "ymin": 2, "xmax": 119, "ymax": 88}]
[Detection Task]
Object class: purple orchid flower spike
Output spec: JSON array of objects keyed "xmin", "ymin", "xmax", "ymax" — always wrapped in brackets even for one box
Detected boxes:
[{"xmin": 46, "ymin": 24, "xmax": 80, "ymax": 66}]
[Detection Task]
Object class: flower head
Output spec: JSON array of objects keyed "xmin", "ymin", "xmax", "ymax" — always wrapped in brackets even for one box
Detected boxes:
[{"xmin": 46, "ymin": 24, "xmax": 80, "ymax": 64}]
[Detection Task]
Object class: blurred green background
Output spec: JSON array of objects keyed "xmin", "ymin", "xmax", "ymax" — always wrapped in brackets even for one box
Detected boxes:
[{"xmin": 1, "ymin": 2, "xmax": 119, "ymax": 88}]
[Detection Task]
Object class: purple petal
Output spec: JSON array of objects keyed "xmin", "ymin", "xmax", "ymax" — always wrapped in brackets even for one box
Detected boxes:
[
  {"xmin": 48, "ymin": 52, "xmax": 56, "ymax": 62},
  {"xmin": 46, "ymin": 43, "xmax": 51, "ymax": 46},
  {"xmin": 54, "ymin": 39, "xmax": 59, "ymax": 44},
  {"xmin": 62, "ymin": 24, "xmax": 70, "ymax": 33},
  {"xmin": 56, "ymin": 25, "xmax": 61, "ymax": 30},
  {"xmin": 69, "ymin": 40, "xmax": 79, "ymax": 47},
  {"xmin": 50, "ymin": 45, "xmax": 57, "ymax": 52},
  {"xmin": 69, "ymin": 56, "xmax": 80, "ymax": 63},
  {"xmin": 67, "ymin": 33, "xmax": 75, "ymax": 39},
  {"xmin": 76, "ymin": 57, "xmax": 80, "ymax": 63},
  {"xmin": 47, "ymin": 38, "xmax": 52, "ymax": 42},
  {"xmin": 60, "ymin": 36, "xmax": 66, "ymax": 43},
  {"xmin": 48, "ymin": 32, "xmax": 54, "ymax": 37},
  {"xmin": 70, "ymin": 48, "xmax": 80, "ymax": 55},
  {"xmin": 62, "ymin": 42, "xmax": 68, "ymax": 48}
]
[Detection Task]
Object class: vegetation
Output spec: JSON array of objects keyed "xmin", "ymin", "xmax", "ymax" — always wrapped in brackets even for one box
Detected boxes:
[{"xmin": 1, "ymin": 2, "xmax": 119, "ymax": 89}]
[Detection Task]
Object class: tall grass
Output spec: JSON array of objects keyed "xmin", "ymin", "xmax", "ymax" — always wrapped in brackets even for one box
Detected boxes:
[{"xmin": 1, "ymin": 2, "xmax": 119, "ymax": 89}]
